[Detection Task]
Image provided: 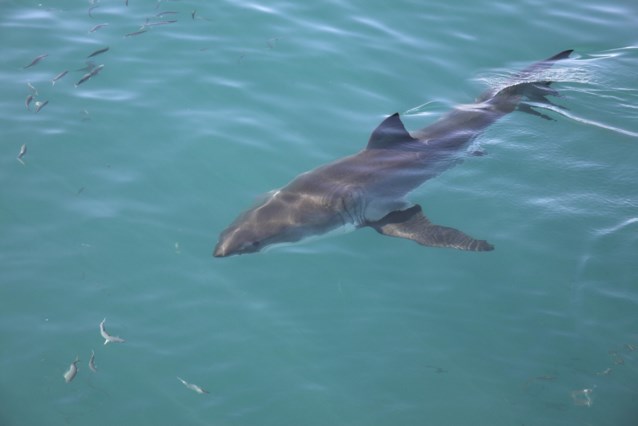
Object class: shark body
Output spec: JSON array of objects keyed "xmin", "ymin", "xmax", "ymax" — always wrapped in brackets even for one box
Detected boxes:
[{"xmin": 214, "ymin": 50, "xmax": 573, "ymax": 257}]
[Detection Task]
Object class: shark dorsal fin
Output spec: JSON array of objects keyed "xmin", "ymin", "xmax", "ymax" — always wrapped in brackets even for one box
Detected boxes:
[{"xmin": 366, "ymin": 113, "xmax": 417, "ymax": 150}]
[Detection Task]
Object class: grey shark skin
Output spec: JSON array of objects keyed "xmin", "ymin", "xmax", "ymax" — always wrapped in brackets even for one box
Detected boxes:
[{"xmin": 214, "ymin": 50, "xmax": 573, "ymax": 257}]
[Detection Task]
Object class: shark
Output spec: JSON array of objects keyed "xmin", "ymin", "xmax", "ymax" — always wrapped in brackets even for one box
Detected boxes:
[{"xmin": 213, "ymin": 50, "xmax": 573, "ymax": 257}]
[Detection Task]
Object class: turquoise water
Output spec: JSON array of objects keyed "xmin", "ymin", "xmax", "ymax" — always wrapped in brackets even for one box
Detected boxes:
[{"xmin": 2, "ymin": 0, "xmax": 638, "ymax": 425}]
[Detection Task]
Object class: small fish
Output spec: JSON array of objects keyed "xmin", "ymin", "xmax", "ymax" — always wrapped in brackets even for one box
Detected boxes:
[
  {"xmin": 75, "ymin": 64, "xmax": 104, "ymax": 87},
  {"xmin": 25, "ymin": 94, "xmax": 34, "ymax": 110},
  {"xmin": 87, "ymin": 46, "xmax": 109, "ymax": 58},
  {"xmin": 17, "ymin": 144, "xmax": 27, "ymax": 164},
  {"xmin": 99, "ymin": 318, "xmax": 125, "ymax": 345},
  {"xmin": 156, "ymin": 11, "xmax": 178, "ymax": 17},
  {"xmin": 625, "ymin": 343, "xmax": 636, "ymax": 352},
  {"xmin": 125, "ymin": 28, "xmax": 148, "ymax": 37},
  {"xmin": 75, "ymin": 73, "xmax": 92, "ymax": 86},
  {"xmin": 89, "ymin": 23, "xmax": 109, "ymax": 33},
  {"xmin": 89, "ymin": 349, "xmax": 97, "ymax": 372},
  {"xmin": 91, "ymin": 64, "xmax": 105, "ymax": 75},
  {"xmin": 34, "ymin": 100, "xmax": 49, "ymax": 113},
  {"xmin": 51, "ymin": 70, "xmax": 68, "ymax": 85},
  {"xmin": 191, "ymin": 9, "xmax": 197, "ymax": 20},
  {"xmin": 570, "ymin": 387, "xmax": 594, "ymax": 407},
  {"xmin": 596, "ymin": 367, "xmax": 612, "ymax": 376},
  {"xmin": 145, "ymin": 20, "xmax": 177, "ymax": 27},
  {"xmin": 64, "ymin": 356, "xmax": 79, "ymax": 383},
  {"xmin": 23, "ymin": 54, "xmax": 48, "ymax": 69},
  {"xmin": 27, "ymin": 82, "xmax": 38, "ymax": 95},
  {"xmin": 177, "ymin": 377, "xmax": 209, "ymax": 394}
]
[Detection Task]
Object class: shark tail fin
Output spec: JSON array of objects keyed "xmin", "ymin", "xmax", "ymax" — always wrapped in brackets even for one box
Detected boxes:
[
  {"xmin": 496, "ymin": 49, "xmax": 574, "ymax": 119},
  {"xmin": 518, "ymin": 49, "xmax": 574, "ymax": 77}
]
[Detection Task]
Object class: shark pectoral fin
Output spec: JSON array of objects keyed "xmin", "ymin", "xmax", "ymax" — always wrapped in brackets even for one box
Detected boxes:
[{"xmin": 367, "ymin": 205, "xmax": 494, "ymax": 252}]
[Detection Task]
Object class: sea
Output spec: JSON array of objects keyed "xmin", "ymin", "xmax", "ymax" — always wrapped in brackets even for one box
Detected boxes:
[{"xmin": 1, "ymin": 0, "xmax": 637, "ymax": 425}]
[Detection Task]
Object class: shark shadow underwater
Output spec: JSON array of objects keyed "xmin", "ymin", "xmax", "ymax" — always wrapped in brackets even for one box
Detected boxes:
[{"xmin": 214, "ymin": 49, "xmax": 574, "ymax": 257}]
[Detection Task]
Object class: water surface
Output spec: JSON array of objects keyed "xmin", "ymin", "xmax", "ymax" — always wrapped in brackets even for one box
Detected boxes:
[{"xmin": 1, "ymin": 1, "xmax": 638, "ymax": 425}]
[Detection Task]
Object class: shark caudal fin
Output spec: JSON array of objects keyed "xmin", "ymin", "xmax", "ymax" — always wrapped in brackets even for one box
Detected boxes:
[
  {"xmin": 492, "ymin": 49, "xmax": 574, "ymax": 119},
  {"xmin": 518, "ymin": 49, "xmax": 574, "ymax": 77},
  {"xmin": 366, "ymin": 205, "xmax": 494, "ymax": 251}
]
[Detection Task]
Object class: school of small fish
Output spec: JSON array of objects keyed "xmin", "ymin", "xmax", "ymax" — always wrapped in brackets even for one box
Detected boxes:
[
  {"xmin": 64, "ymin": 319, "xmax": 126, "ymax": 384},
  {"xmin": 61, "ymin": 317, "xmax": 210, "ymax": 396},
  {"xmin": 18, "ymin": 0, "xmax": 214, "ymax": 167},
  {"xmin": 520, "ymin": 337, "xmax": 637, "ymax": 408},
  {"xmin": 16, "ymin": 0, "xmax": 269, "ymax": 177}
]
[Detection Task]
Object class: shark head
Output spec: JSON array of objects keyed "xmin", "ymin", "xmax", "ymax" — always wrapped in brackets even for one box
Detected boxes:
[{"xmin": 213, "ymin": 188, "xmax": 343, "ymax": 257}]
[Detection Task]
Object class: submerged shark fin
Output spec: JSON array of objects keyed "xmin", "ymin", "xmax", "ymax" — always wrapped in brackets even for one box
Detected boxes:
[
  {"xmin": 367, "ymin": 205, "xmax": 494, "ymax": 251},
  {"xmin": 366, "ymin": 113, "xmax": 417, "ymax": 150},
  {"xmin": 517, "ymin": 103, "xmax": 555, "ymax": 121},
  {"xmin": 519, "ymin": 49, "xmax": 573, "ymax": 76},
  {"xmin": 486, "ymin": 49, "xmax": 573, "ymax": 115}
]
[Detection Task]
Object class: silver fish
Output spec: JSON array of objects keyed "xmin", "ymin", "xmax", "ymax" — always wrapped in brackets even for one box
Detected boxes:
[
  {"xmin": 99, "ymin": 318, "xmax": 125, "ymax": 345},
  {"xmin": 156, "ymin": 11, "xmax": 178, "ymax": 17},
  {"xmin": 25, "ymin": 94, "xmax": 34, "ymax": 110},
  {"xmin": 51, "ymin": 70, "xmax": 68, "ymax": 85},
  {"xmin": 75, "ymin": 64, "xmax": 104, "ymax": 87},
  {"xmin": 87, "ymin": 46, "xmax": 109, "ymax": 58},
  {"xmin": 23, "ymin": 54, "xmax": 48, "ymax": 69},
  {"xmin": 89, "ymin": 23, "xmax": 109, "ymax": 33},
  {"xmin": 177, "ymin": 376, "xmax": 209, "ymax": 394},
  {"xmin": 89, "ymin": 349, "xmax": 97, "ymax": 372},
  {"xmin": 125, "ymin": 28, "xmax": 148, "ymax": 37},
  {"xmin": 17, "ymin": 144, "xmax": 27, "ymax": 164},
  {"xmin": 145, "ymin": 20, "xmax": 177, "ymax": 27},
  {"xmin": 34, "ymin": 100, "xmax": 49, "ymax": 113},
  {"xmin": 75, "ymin": 73, "xmax": 92, "ymax": 86},
  {"xmin": 27, "ymin": 82, "xmax": 37, "ymax": 95},
  {"xmin": 63, "ymin": 356, "xmax": 79, "ymax": 383},
  {"xmin": 596, "ymin": 367, "xmax": 612, "ymax": 376}
]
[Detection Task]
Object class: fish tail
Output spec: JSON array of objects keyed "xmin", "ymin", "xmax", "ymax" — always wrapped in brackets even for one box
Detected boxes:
[{"xmin": 494, "ymin": 50, "xmax": 574, "ymax": 119}]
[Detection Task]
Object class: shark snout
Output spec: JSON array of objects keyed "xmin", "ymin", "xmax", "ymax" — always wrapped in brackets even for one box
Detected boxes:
[
  {"xmin": 213, "ymin": 241, "xmax": 232, "ymax": 257},
  {"xmin": 213, "ymin": 243, "xmax": 226, "ymax": 257},
  {"xmin": 213, "ymin": 236, "xmax": 235, "ymax": 257},
  {"xmin": 213, "ymin": 228, "xmax": 261, "ymax": 257}
]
